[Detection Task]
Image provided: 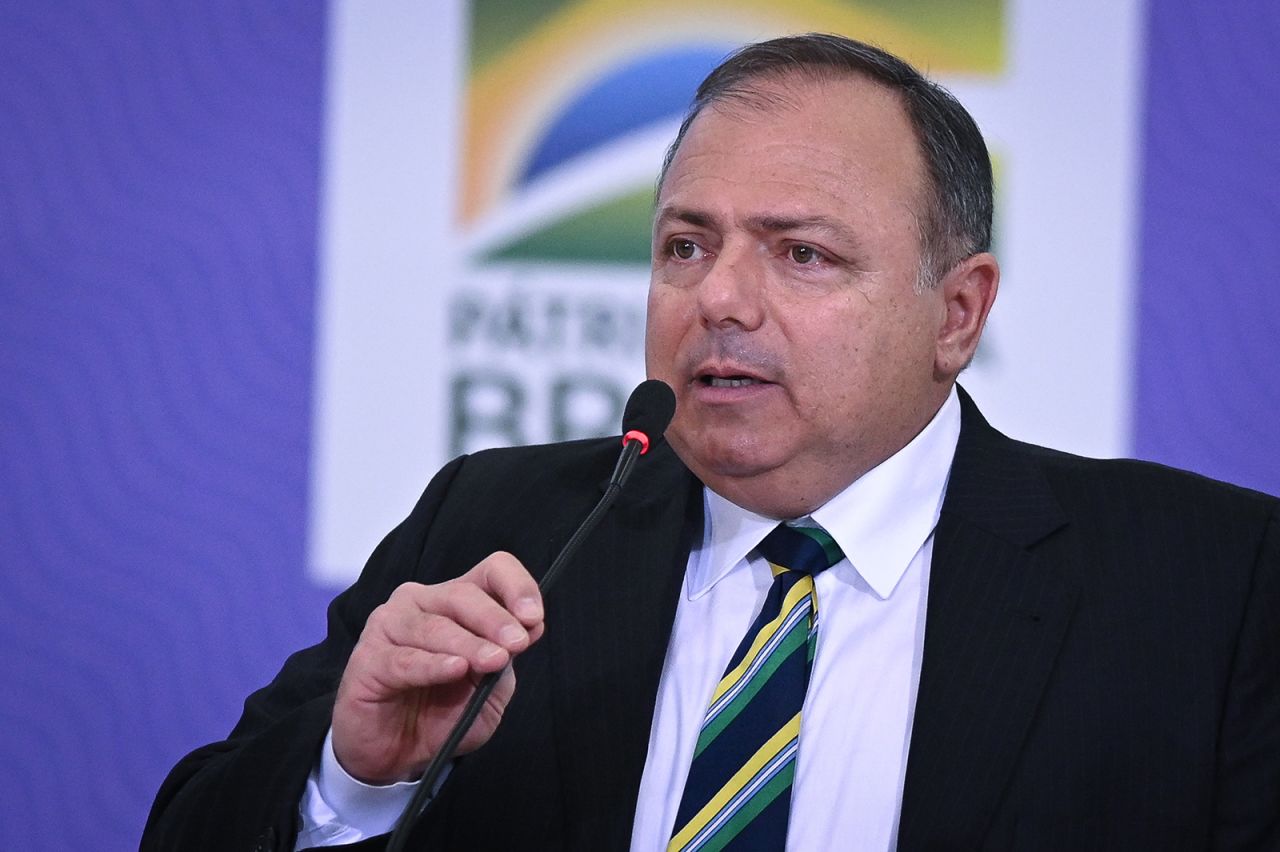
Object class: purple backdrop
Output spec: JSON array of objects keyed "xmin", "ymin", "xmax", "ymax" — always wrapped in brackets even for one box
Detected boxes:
[
  {"xmin": 1133, "ymin": 1, "xmax": 1280, "ymax": 493},
  {"xmin": 0, "ymin": 2, "xmax": 332, "ymax": 847},
  {"xmin": 0, "ymin": 1, "xmax": 1275, "ymax": 849}
]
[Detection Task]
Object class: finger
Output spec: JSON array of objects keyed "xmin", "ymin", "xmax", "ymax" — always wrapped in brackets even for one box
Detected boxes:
[
  {"xmin": 432, "ymin": 581, "xmax": 535, "ymax": 655},
  {"xmin": 356, "ymin": 644, "xmax": 469, "ymax": 694},
  {"xmin": 491, "ymin": 662, "xmax": 516, "ymax": 703},
  {"xmin": 382, "ymin": 608, "xmax": 513, "ymax": 673},
  {"xmin": 381, "ymin": 581, "xmax": 530, "ymax": 658},
  {"xmin": 460, "ymin": 664, "xmax": 518, "ymax": 755},
  {"xmin": 467, "ymin": 552, "xmax": 544, "ymax": 628}
]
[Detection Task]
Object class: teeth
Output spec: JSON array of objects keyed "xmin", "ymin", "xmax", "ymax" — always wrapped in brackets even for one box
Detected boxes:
[{"xmin": 708, "ymin": 377, "xmax": 758, "ymax": 388}]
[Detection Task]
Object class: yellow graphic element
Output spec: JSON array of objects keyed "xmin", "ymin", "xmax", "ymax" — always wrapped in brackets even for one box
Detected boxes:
[{"xmin": 461, "ymin": 0, "xmax": 1002, "ymax": 226}]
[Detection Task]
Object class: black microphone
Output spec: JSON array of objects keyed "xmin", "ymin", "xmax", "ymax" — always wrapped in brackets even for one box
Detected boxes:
[
  {"xmin": 612, "ymin": 377, "xmax": 678, "ymax": 488},
  {"xmin": 385, "ymin": 380, "xmax": 676, "ymax": 852},
  {"xmin": 622, "ymin": 378, "xmax": 678, "ymax": 452}
]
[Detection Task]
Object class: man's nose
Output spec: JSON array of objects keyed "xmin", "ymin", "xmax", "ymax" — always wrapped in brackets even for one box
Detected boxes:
[{"xmin": 697, "ymin": 244, "xmax": 765, "ymax": 331}]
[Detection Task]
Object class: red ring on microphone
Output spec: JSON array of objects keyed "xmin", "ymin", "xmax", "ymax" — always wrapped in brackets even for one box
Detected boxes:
[{"xmin": 622, "ymin": 430, "xmax": 651, "ymax": 455}]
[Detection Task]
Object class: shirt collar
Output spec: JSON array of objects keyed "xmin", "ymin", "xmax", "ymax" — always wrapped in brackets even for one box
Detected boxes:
[{"xmin": 688, "ymin": 386, "xmax": 962, "ymax": 601}]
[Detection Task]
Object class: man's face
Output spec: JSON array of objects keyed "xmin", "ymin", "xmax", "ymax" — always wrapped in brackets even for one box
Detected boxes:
[{"xmin": 645, "ymin": 73, "xmax": 957, "ymax": 518}]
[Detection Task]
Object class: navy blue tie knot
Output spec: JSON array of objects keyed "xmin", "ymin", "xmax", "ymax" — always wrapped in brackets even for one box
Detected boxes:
[{"xmin": 756, "ymin": 523, "xmax": 844, "ymax": 577}]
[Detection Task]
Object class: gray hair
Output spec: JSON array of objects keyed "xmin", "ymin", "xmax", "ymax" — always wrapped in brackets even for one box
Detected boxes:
[{"xmin": 657, "ymin": 33, "xmax": 993, "ymax": 291}]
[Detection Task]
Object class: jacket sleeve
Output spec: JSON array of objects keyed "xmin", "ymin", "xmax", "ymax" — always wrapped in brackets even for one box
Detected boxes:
[
  {"xmin": 141, "ymin": 455, "xmax": 469, "ymax": 852},
  {"xmin": 1211, "ymin": 501, "xmax": 1280, "ymax": 851}
]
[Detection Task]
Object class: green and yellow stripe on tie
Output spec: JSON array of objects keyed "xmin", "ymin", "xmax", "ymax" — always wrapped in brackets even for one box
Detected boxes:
[
  {"xmin": 669, "ymin": 712, "xmax": 802, "ymax": 852},
  {"xmin": 667, "ymin": 523, "xmax": 845, "ymax": 851}
]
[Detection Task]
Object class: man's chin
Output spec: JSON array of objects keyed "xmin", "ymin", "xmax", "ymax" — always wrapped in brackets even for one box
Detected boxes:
[{"xmin": 668, "ymin": 432, "xmax": 782, "ymax": 483}]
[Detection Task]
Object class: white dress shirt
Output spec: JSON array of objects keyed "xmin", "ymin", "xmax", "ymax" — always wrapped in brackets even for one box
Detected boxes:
[
  {"xmin": 299, "ymin": 389, "xmax": 961, "ymax": 850},
  {"xmin": 630, "ymin": 388, "xmax": 959, "ymax": 850}
]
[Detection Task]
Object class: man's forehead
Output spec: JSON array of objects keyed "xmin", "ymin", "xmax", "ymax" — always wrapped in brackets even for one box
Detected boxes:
[
  {"xmin": 658, "ymin": 72, "xmax": 925, "ymax": 206},
  {"xmin": 700, "ymin": 68, "xmax": 906, "ymax": 123},
  {"xmin": 665, "ymin": 71, "xmax": 919, "ymax": 181}
]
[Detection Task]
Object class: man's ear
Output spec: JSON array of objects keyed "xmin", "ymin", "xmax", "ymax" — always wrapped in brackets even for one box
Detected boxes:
[{"xmin": 934, "ymin": 252, "xmax": 999, "ymax": 380}]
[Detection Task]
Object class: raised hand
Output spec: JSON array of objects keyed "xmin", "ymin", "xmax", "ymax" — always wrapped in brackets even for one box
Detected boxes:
[{"xmin": 331, "ymin": 552, "xmax": 544, "ymax": 785}]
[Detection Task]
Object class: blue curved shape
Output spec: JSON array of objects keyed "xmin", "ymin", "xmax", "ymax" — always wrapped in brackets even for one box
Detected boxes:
[{"xmin": 519, "ymin": 44, "xmax": 734, "ymax": 186}]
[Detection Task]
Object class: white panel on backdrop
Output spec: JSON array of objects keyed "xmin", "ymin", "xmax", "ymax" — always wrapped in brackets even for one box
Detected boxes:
[
  {"xmin": 953, "ymin": 1, "xmax": 1145, "ymax": 471},
  {"xmin": 308, "ymin": 1, "xmax": 464, "ymax": 585},
  {"xmin": 310, "ymin": 0, "xmax": 1144, "ymax": 586}
]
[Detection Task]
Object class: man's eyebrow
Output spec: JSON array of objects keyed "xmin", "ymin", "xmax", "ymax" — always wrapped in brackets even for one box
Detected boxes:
[
  {"xmin": 746, "ymin": 214, "xmax": 858, "ymax": 242},
  {"xmin": 653, "ymin": 206, "xmax": 717, "ymax": 229},
  {"xmin": 653, "ymin": 208, "xmax": 861, "ymax": 246}
]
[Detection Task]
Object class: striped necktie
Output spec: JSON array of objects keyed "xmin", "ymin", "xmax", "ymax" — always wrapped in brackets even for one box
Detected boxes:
[{"xmin": 668, "ymin": 523, "xmax": 844, "ymax": 852}]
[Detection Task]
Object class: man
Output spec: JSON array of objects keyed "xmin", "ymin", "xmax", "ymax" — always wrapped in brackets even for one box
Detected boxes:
[{"xmin": 144, "ymin": 34, "xmax": 1279, "ymax": 851}]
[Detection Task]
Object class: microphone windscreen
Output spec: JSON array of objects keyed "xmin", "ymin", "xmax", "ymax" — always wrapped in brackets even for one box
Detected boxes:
[{"xmin": 622, "ymin": 380, "xmax": 677, "ymax": 442}]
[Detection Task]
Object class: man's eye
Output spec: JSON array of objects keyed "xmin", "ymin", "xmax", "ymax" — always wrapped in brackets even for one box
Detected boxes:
[
  {"xmin": 789, "ymin": 244, "xmax": 821, "ymax": 264},
  {"xmin": 670, "ymin": 239, "xmax": 699, "ymax": 260}
]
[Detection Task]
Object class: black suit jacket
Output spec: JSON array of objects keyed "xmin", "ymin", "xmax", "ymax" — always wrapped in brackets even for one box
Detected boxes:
[{"xmin": 144, "ymin": 391, "xmax": 1280, "ymax": 851}]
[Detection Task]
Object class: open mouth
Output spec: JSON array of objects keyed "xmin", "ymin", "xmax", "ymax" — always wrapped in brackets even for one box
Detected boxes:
[{"xmin": 700, "ymin": 375, "xmax": 765, "ymax": 388}]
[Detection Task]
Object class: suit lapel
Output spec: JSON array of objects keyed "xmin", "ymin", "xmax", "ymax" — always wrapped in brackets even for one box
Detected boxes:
[
  {"xmin": 544, "ymin": 441, "xmax": 702, "ymax": 849},
  {"xmin": 897, "ymin": 390, "xmax": 1079, "ymax": 851}
]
